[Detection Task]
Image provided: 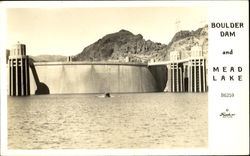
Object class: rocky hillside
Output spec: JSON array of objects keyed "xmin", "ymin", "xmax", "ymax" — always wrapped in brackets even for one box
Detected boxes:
[
  {"xmin": 72, "ymin": 29, "xmax": 167, "ymax": 62},
  {"xmin": 165, "ymin": 25, "xmax": 208, "ymax": 60},
  {"xmin": 73, "ymin": 25, "xmax": 208, "ymax": 62},
  {"xmin": 28, "ymin": 25, "xmax": 207, "ymax": 63},
  {"xmin": 30, "ymin": 55, "xmax": 67, "ymax": 62}
]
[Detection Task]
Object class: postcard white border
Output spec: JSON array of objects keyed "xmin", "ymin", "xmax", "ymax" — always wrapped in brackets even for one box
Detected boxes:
[{"xmin": 1, "ymin": 1, "xmax": 249, "ymax": 155}]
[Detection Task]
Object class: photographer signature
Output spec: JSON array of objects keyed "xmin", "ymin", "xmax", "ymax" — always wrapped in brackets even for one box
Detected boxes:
[{"xmin": 220, "ymin": 109, "xmax": 235, "ymax": 118}]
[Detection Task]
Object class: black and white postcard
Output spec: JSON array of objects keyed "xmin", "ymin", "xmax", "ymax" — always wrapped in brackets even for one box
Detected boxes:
[{"xmin": 0, "ymin": 1, "xmax": 248, "ymax": 155}]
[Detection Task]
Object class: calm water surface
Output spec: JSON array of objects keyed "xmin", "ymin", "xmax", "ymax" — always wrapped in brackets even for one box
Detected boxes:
[{"xmin": 8, "ymin": 93, "xmax": 207, "ymax": 149}]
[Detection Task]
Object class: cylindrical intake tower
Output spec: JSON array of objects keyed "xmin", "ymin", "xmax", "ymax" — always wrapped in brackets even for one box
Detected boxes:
[{"xmin": 8, "ymin": 42, "xmax": 30, "ymax": 96}]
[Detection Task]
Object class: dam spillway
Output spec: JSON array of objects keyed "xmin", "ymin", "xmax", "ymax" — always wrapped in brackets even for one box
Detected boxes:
[{"xmin": 28, "ymin": 62, "xmax": 167, "ymax": 95}]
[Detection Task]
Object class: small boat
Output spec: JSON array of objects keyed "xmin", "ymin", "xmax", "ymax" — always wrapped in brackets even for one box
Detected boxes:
[{"xmin": 104, "ymin": 92, "xmax": 111, "ymax": 98}]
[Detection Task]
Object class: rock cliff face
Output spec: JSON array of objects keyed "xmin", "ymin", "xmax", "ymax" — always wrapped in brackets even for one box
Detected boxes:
[
  {"xmin": 166, "ymin": 25, "xmax": 208, "ymax": 60},
  {"xmin": 73, "ymin": 25, "xmax": 208, "ymax": 62},
  {"xmin": 72, "ymin": 29, "xmax": 167, "ymax": 62},
  {"xmin": 29, "ymin": 25, "xmax": 207, "ymax": 63}
]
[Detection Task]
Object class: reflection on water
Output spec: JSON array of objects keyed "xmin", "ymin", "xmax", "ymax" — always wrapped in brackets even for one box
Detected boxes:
[{"xmin": 8, "ymin": 93, "xmax": 207, "ymax": 149}]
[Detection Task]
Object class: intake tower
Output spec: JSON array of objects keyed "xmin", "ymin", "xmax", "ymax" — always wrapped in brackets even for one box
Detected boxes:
[{"xmin": 8, "ymin": 42, "xmax": 30, "ymax": 96}]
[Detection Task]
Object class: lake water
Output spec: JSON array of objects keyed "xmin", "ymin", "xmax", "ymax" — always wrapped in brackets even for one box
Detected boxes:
[{"xmin": 8, "ymin": 93, "xmax": 207, "ymax": 149}]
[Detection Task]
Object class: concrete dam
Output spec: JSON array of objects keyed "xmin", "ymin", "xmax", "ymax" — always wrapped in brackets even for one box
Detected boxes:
[
  {"xmin": 7, "ymin": 43, "xmax": 207, "ymax": 96},
  {"xmin": 27, "ymin": 62, "xmax": 167, "ymax": 95}
]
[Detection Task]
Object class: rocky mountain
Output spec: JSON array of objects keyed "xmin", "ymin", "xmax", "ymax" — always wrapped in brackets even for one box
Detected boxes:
[
  {"xmin": 72, "ymin": 29, "xmax": 167, "ymax": 63},
  {"xmin": 73, "ymin": 25, "xmax": 208, "ymax": 62},
  {"xmin": 166, "ymin": 25, "xmax": 208, "ymax": 60},
  {"xmin": 29, "ymin": 55, "xmax": 67, "ymax": 62},
  {"xmin": 28, "ymin": 25, "xmax": 207, "ymax": 63},
  {"xmin": 5, "ymin": 51, "xmax": 68, "ymax": 63}
]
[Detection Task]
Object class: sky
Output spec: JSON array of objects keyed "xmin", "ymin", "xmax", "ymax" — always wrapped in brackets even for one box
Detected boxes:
[{"xmin": 6, "ymin": 7, "xmax": 207, "ymax": 56}]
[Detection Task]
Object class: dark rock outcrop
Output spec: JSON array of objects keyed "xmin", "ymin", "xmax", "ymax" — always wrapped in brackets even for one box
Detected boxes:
[
  {"xmin": 73, "ymin": 25, "xmax": 208, "ymax": 63},
  {"xmin": 29, "ymin": 25, "xmax": 208, "ymax": 63},
  {"xmin": 72, "ymin": 29, "xmax": 167, "ymax": 63}
]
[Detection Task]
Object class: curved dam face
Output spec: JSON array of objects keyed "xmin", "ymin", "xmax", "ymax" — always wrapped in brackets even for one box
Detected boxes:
[{"xmin": 29, "ymin": 62, "xmax": 167, "ymax": 95}]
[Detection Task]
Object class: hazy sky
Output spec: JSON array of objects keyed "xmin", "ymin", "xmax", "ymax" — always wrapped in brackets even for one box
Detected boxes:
[{"xmin": 7, "ymin": 7, "xmax": 207, "ymax": 56}]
